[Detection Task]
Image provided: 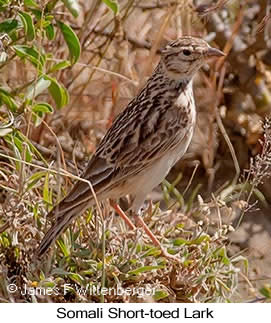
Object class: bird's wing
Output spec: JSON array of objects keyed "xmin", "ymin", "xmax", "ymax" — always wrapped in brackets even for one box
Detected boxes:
[
  {"xmin": 63, "ymin": 106, "xmax": 189, "ymax": 203},
  {"xmin": 50, "ymin": 156, "xmax": 115, "ymax": 213},
  {"xmin": 55, "ymin": 78, "xmax": 192, "ymax": 210}
]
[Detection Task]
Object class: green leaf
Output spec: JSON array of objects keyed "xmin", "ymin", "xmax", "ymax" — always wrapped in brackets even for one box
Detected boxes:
[
  {"xmin": 29, "ymin": 8, "xmax": 42, "ymax": 20},
  {"xmin": 259, "ymin": 285, "xmax": 271, "ymax": 299},
  {"xmin": 128, "ymin": 265, "xmax": 164, "ymax": 275},
  {"xmin": 52, "ymin": 268, "xmax": 71, "ymax": 276},
  {"xmin": 43, "ymin": 75, "xmax": 69, "ymax": 108},
  {"xmin": 49, "ymin": 60, "xmax": 71, "ymax": 73},
  {"xmin": 56, "ymin": 239, "xmax": 70, "ymax": 257},
  {"xmin": 46, "ymin": 0, "xmax": 59, "ymax": 12},
  {"xmin": 43, "ymin": 172, "xmax": 51, "ymax": 204},
  {"xmin": 26, "ymin": 75, "xmax": 68, "ymax": 108},
  {"xmin": 12, "ymin": 45, "xmax": 45, "ymax": 70},
  {"xmin": 6, "ymin": 131, "xmax": 32, "ymax": 162},
  {"xmin": 173, "ymin": 238, "xmax": 189, "ymax": 246},
  {"xmin": 214, "ymin": 246, "xmax": 230, "ymax": 265},
  {"xmin": 17, "ymin": 131, "xmax": 48, "ymax": 165},
  {"xmin": 32, "ymin": 103, "xmax": 53, "ymax": 127},
  {"xmin": 142, "ymin": 247, "xmax": 162, "ymax": 257},
  {"xmin": 186, "ymin": 183, "xmax": 202, "ymax": 212},
  {"xmin": 0, "ymin": 88, "xmax": 18, "ymax": 111},
  {"xmin": 26, "ymin": 171, "xmax": 46, "ymax": 191},
  {"xmin": 153, "ymin": 290, "xmax": 169, "ymax": 301},
  {"xmin": 57, "ymin": 21, "xmax": 80, "ymax": 64},
  {"xmin": 24, "ymin": 0, "xmax": 39, "ymax": 8},
  {"xmin": 44, "ymin": 15, "xmax": 54, "ymax": 24},
  {"xmin": 40, "ymin": 281, "xmax": 56, "ymax": 288},
  {"xmin": 0, "ymin": 19, "xmax": 19, "ymax": 34},
  {"xmin": 18, "ymin": 11, "xmax": 35, "ymax": 41},
  {"xmin": 26, "ymin": 76, "xmax": 51, "ymax": 99},
  {"xmin": 253, "ymin": 188, "xmax": 268, "ymax": 207},
  {"xmin": 68, "ymin": 273, "xmax": 84, "ymax": 284},
  {"xmin": 173, "ymin": 234, "xmax": 209, "ymax": 246},
  {"xmin": 190, "ymin": 234, "xmax": 210, "ymax": 245},
  {"xmin": 102, "ymin": 0, "xmax": 119, "ymax": 14},
  {"xmin": 32, "ymin": 102, "xmax": 53, "ymax": 114},
  {"xmin": 45, "ymin": 23, "xmax": 55, "ymax": 40},
  {"xmin": 0, "ymin": 0, "xmax": 10, "ymax": 9},
  {"xmin": 61, "ymin": 0, "xmax": 80, "ymax": 18}
]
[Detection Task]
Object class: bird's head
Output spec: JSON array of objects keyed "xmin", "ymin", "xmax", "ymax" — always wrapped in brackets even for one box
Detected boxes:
[{"xmin": 161, "ymin": 36, "xmax": 225, "ymax": 81}]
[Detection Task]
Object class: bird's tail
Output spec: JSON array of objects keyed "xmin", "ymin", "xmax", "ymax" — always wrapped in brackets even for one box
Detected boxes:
[{"xmin": 36, "ymin": 201, "xmax": 90, "ymax": 257}]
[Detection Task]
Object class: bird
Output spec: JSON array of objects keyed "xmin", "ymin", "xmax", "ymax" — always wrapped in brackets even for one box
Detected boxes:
[{"xmin": 37, "ymin": 36, "xmax": 225, "ymax": 258}]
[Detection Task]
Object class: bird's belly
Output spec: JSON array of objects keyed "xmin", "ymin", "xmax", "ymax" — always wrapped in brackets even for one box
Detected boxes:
[
  {"xmin": 131, "ymin": 126, "xmax": 194, "ymax": 196},
  {"xmin": 171, "ymin": 125, "xmax": 194, "ymax": 165}
]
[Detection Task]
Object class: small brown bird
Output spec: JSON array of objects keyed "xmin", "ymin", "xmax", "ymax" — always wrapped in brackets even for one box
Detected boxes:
[{"xmin": 37, "ymin": 36, "xmax": 224, "ymax": 257}]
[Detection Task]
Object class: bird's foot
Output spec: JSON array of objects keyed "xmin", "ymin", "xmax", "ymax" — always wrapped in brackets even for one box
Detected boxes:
[{"xmin": 159, "ymin": 247, "xmax": 180, "ymax": 263}]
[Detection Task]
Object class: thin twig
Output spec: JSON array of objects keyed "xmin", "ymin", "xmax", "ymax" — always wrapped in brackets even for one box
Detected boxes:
[
  {"xmin": 215, "ymin": 63, "xmax": 240, "ymax": 183},
  {"xmin": 183, "ymin": 162, "xmax": 199, "ymax": 196}
]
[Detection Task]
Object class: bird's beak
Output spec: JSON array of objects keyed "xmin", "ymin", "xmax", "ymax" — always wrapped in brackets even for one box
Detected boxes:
[{"xmin": 206, "ymin": 47, "xmax": 225, "ymax": 57}]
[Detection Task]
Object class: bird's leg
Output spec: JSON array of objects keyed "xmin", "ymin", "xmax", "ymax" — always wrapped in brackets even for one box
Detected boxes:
[
  {"xmin": 133, "ymin": 210, "xmax": 180, "ymax": 262},
  {"xmin": 109, "ymin": 200, "xmax": 136, "ymax": 230},
  {"xmin": 110, "ymin": 200, "xmax": 179, "ymax": 262}
]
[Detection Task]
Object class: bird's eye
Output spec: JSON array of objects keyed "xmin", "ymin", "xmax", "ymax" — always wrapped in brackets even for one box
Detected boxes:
[{"xmin": 182, "ymin": 49, "xmax": 191, "ymax": 56}]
